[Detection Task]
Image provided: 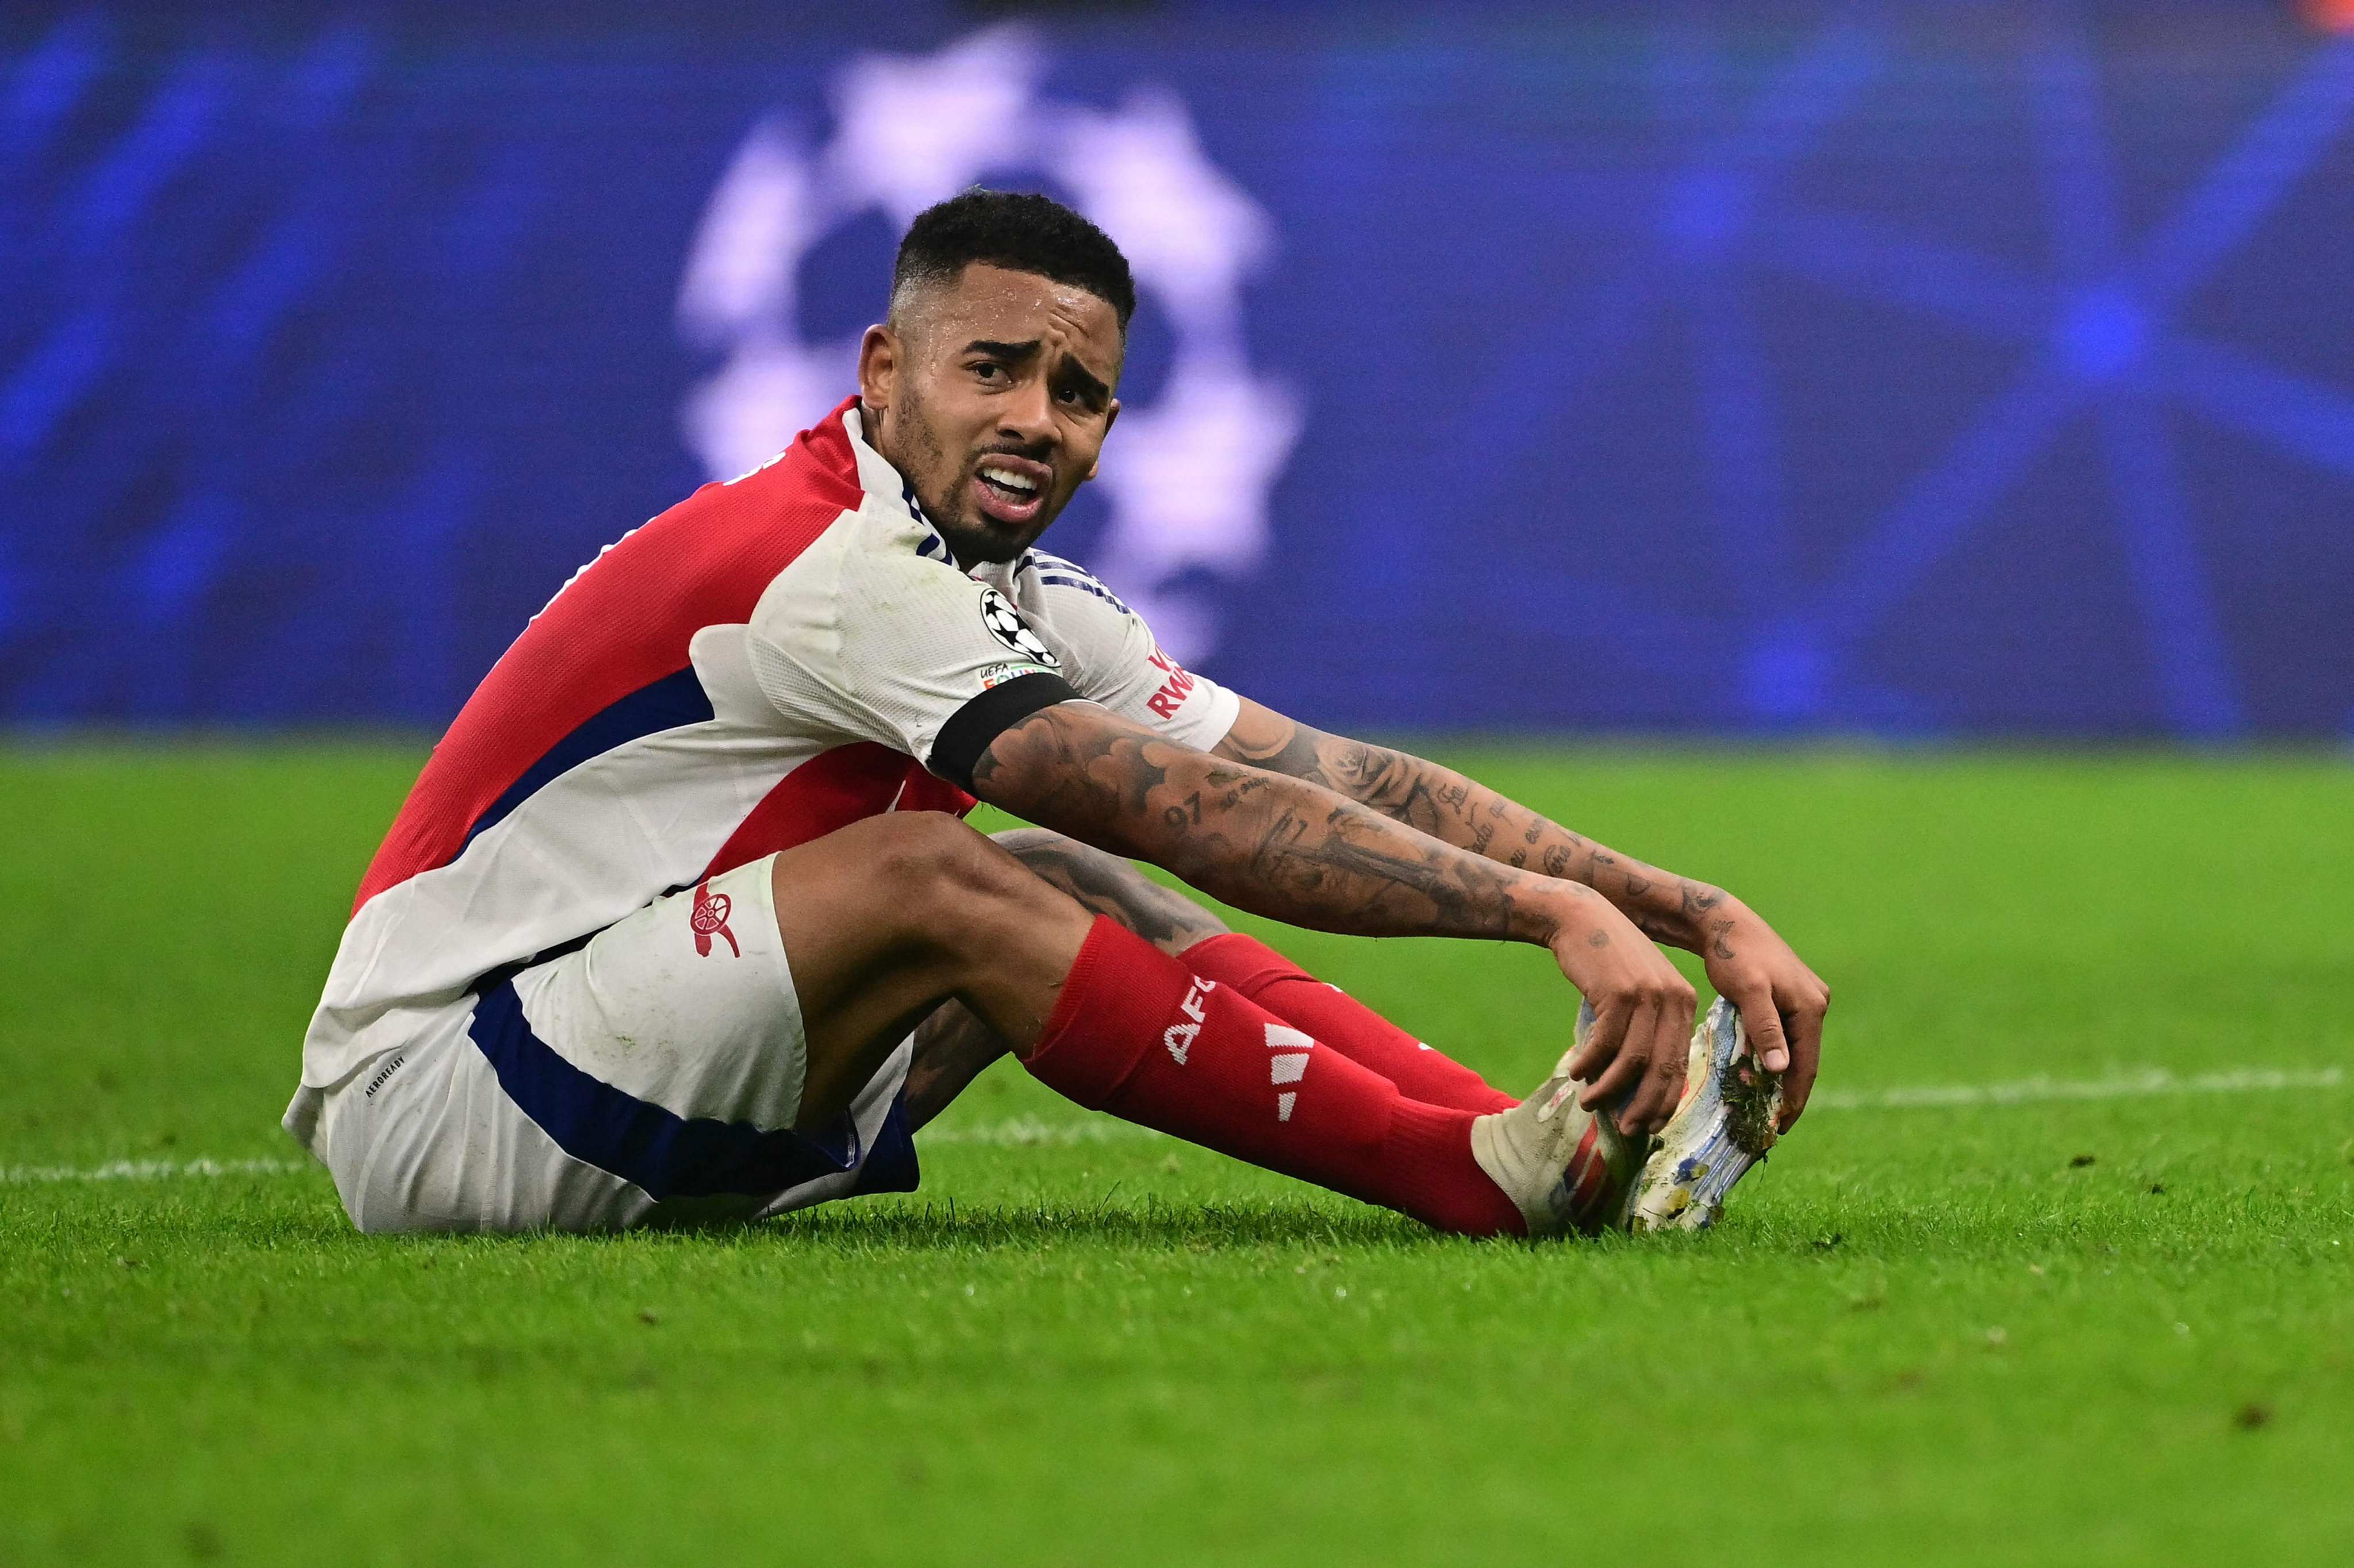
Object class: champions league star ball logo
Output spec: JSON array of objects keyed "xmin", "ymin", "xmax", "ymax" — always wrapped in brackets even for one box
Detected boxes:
[
  {"xmin": 977, "ymin": 586, "xmax": 1059, "ymax": 667},
  {"xmin": 675, "ymin": 26, "xmax": 1301, "ymax": 663}
]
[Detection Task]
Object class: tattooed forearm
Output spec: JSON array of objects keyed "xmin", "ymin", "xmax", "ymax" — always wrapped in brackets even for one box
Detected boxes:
[
  {"xmin": 971, "ymin": 705, "xmax": 1581, "ymax": 947},
  {"xmin": 1215, "ymin": 700, "xmax": 1730, "ymax": 953}
]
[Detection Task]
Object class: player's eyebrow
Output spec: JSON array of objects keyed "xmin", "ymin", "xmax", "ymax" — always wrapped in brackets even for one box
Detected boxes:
[
  {"xmin": 965, "ymin": 338, "xmax": 1113, "ymax": 408},
  {"xmin": 1055, "ymin": 357, "xmax": 1112, "ymax": 408}
]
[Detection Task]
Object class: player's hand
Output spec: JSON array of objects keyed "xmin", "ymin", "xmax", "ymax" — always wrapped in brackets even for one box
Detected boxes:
[
  {"xmin": 1695, "ymin": 897, "xmax": 1830, "ymax": 1132},
  {"xmin": 1546, "ymin": 890, "xmax": 1699, "ymax": 1137}
]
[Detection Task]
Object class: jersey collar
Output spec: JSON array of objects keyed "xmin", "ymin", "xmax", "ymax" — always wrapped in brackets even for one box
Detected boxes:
[
  {"xmin": 842, "ymin": 399, "xmax": 976, "ymax": 574},
  {"xmin": 839, "ymin": 401, "xmax": 913, "ymax": 509}
]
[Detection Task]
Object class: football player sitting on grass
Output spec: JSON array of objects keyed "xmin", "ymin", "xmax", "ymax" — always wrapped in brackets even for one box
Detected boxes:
[{"xmin": 287, "ymin": 190, "xmax": 1829, "ymax": 1236}]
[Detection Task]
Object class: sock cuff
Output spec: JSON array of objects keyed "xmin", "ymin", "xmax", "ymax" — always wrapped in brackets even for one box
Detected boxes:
[
  {"xmin": 1179, "ymin": 931, "xmax": 1305, "ymax": 996},
  {"xmin": 1386, "ymin": 1097, "xmax": 1524, "ymax": 1237},
  {"xmin": 1022, "ymin": 916, "xmax": 1192, "ymax": 1109},
  {"xmin": 1034, "ymin": 914, "xmax": 1119, "ymax": 1051}
]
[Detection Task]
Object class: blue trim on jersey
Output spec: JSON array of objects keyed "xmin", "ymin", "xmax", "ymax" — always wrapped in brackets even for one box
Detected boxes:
[
  {"xmin": 1035, "ymin": 572, "xmax": 1132, "ymax": 617},
  {"xmin": 461, "ymin": 666, "xmax": 715, "ymax": 851},
  {"xmin": 903, "ymin": 483, "xmax": 952, "ymax": 561},
  {"xmin": 466, "ymin": 979, "xmax": 915, "ymax": 1203}
]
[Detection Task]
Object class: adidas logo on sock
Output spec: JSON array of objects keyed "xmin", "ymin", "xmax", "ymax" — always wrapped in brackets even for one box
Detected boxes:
[{"xmin": 1265, "ymin": 1023, "xmax": 1313, "ymax": 1122}]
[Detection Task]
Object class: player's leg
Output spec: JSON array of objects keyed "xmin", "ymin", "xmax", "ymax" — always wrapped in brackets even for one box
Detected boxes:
[
  {"xmin": 1006, "ymin": 828, "xmax": 1516, "ymax": 1113},
  {"xmin": 900, "ymin": 828, "xmax": 1515, "ymax": 1129},
  {"xmin": 774, "ymin": 814, "xmax": 1093, "ymax": 1132},
  {"xmin": 1173, "ymin": 933, "xmax": 1515, "ymax": 1116},
  {"xmin": 962, "ymin": 831, "xmax": 1629, "ymax": 1235},
  {"xmin": 332, "ymin": 813, "xmax": 1598, "ymax": 1236},
  {"xmin": 777, "ymin": 814, "xmax": 1524, "ymax": 1235},
  {"xmin": 901, "ymin": 828, "xmax": 1231, "ymax": 1129}
]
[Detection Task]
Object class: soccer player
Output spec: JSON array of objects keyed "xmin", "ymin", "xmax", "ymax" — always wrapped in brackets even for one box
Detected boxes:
[{"xmin": 286, "ymin": 190, "xmax": 1829, "ymax": 1236}]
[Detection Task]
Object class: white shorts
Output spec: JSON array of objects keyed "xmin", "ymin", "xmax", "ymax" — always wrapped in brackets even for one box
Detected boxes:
[{"xmin": 285, "ymin": 855, "xmax": 918, "ymax": 1233}]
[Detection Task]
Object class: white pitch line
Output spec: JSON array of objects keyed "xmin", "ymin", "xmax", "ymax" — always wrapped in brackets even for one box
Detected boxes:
[
  {"xmin": 1804, "ymin": 1064, "xmax": 2344, "ymax": 1111},
  {"xmin": 4, "ymin": 1066, "xmax": 2343, "ymax": 1183},
  {"xmin": 0, "ymin": 1155, "xmax": 309, "ymax": 1185},
  {"xmin": 923, "ymin": 1114, "xmax": 1162, "ymax": 1148}
]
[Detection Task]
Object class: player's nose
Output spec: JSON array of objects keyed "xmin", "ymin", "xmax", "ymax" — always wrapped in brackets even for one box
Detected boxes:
[{"xmin": 995, "ymin": 377, "xmax": 1058, "ymax": 448}]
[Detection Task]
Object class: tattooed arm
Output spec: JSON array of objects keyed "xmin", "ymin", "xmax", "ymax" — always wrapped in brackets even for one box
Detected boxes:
[
  {"xmin": 1214, "ymin": 697, "xmax": 1829, "ymax": 1128},
  {"xmin": 1216, "ymin": 699, "xmax": 1723, "ymax": 946},
  {"xmin": 969, "ymin": 700, "xmax": 1701, "ymax": 1134}
]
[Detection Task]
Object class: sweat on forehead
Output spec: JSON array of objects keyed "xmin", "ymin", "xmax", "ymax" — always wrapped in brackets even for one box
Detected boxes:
[{"xmin": 888, "ymin": 263, "xmax": 1124, "ymax": 339}]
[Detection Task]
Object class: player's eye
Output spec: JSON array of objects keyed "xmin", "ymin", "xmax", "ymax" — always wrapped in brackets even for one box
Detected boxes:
[{"xmin": 971, "ymin": 361, "xmax": 1001, "ymax": 381}]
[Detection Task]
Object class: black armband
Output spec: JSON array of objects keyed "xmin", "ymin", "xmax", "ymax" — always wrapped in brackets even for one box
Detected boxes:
[{"xmin": 929, "ymin": 671, "xmax": 1083, "ymax": 792}]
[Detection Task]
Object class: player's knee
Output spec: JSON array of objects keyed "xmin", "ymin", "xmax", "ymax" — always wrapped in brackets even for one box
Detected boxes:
[{"xmin": 863, "ymin": 812, "xmax": 1038, "ymax": 928}]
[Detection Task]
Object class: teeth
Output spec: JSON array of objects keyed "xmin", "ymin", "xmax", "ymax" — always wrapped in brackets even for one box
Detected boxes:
[{"xmin": 980, "ymin": 466, "xmax": 1037, "ymax": 493}]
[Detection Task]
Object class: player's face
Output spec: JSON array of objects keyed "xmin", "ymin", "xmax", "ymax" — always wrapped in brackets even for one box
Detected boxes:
[{"xmin": 859, "ymin": 262, "xmax": 1122, "ymax": 564}]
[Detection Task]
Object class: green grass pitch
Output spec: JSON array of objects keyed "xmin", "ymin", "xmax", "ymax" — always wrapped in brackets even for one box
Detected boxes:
[{"xmin": 3, "ymin": 741, "xmax": 2349, "ymax": 1565}]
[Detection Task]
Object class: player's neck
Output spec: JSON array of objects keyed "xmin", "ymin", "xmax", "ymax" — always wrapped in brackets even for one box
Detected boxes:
[{"xmin": 854, "ymin": 398, "xmax": 893, "ymax": 468}]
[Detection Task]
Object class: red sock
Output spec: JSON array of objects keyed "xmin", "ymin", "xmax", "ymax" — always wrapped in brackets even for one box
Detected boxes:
[
  {"xmin": 1022, "ymin": 918, "xmax": 1523, "ymax": 1237},
  {"xmin": 1180, "ymin": 933, "xmax": 1516, "ymax": 1115}
]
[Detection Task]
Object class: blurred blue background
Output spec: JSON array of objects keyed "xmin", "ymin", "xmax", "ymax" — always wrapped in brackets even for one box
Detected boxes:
[{"xmin": 3, "ymin": 1, "xmax": 2349, "ymax": 737}]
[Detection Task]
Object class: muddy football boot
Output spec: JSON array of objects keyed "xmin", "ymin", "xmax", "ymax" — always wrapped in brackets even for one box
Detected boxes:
[{"xmin": 1627, "ymin": 997, "xmax": 1784, "ymax": 1232}]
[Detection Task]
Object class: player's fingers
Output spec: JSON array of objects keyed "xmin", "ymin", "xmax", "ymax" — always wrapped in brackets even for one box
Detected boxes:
[
  {"xmin": 1582, "ymin": 1039, "xmax": 1651, "ymax": 1124},
  {"xmin": 1652, "ymin": 985, "xmax": 1698, "ymax": 1128},
  {"xmin": 1777, "ymin": 990, "xmax": 1829, "ymax": 1132},
  {"xmin": 1568, "ymin": 997, "xmax": 1631, "ymax": 1087},
  {"xmin": 1629, "ymin": 1003, "xmax": 1688, "ymax": 1135},
  {"xmin": 1580, "ymin": 997, "xmax": 1653, "ymax": 1114},
  {"xmin": 1606, "ymin": 995, "xmax": 1665, "ymax": 1130},
  {"xmin": 1735, "ymin": 987, "xmax": 1791, "ymax": 1075}
]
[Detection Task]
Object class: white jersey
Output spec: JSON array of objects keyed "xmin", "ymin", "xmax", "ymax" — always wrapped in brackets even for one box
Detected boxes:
[{"xmin": 295, "ymin": 397, "xmax": 1237, "ymax": 1125}]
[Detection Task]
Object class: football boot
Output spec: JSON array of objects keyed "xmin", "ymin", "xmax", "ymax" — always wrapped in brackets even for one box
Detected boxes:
[
  {"xmin": 1626, "ymin": 997, "xmax": 1784, "ymax": 1232},
  {"xmin": 1470, "ymin": 1003, "xmax": 1653, "ymax": 1239}
]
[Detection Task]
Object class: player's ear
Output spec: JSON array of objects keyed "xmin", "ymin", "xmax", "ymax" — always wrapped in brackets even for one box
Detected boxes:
[
  {"xmin": 1086, "ymin": 399, "xmax": 1120, "ymax": 481},
  {"xmin": 857, "ymin": 324, "xmax": 899, "ymax": 409}
]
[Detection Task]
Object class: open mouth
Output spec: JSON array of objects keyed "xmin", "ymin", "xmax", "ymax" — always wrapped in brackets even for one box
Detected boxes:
[{"xmin": 970, "ymin": 456, "xmax": 1050, "ymax": 526}]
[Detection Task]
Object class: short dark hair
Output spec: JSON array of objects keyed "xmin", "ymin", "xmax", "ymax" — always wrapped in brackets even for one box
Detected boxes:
[{"xmin": 892, "ymin": 189, "xmax": 1136, "ymax": 331}]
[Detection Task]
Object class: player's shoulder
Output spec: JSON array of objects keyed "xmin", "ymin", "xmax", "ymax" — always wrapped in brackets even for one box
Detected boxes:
[
  {"xmin": 497, "ymin": 410, "xmax": 869, "ymax": 672},
  {"xmin": 994, "ymin": 549, "xmax": 1157, "ymax": 690},
  {"xmin": 1015, "ymin": 549, "xmax": 1136, "ymax": 621},
  {"xmin": 689, "ymin": 399, "xmax": 962, "ymax": 604},
  {"xmin": 747, "ymin": 450, "xmax": 975, "ymax": 659},
  {"xmin": 550, "ymin": 399, "xmax": 864, "ymax": 610}
]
